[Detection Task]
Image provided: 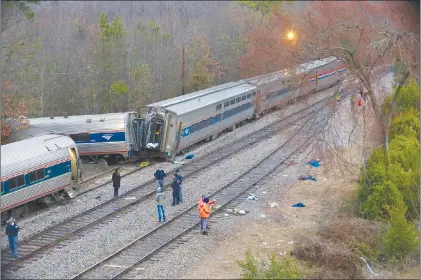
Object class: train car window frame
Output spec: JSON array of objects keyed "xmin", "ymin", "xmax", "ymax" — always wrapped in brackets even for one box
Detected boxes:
[
  {"xmin": 216, "ymin": 104, "xmax": 222, "ymax": 111},
  {"xmin": 29, "ymin": 168, "xmax": 45, "ymax": 183},
  {"xmin": 247, "ymin": 93, "xmax": 251, "ymax": 99},
  {"xmin": 252, "ymin": 91, "xmax": 256, "ymax": 96},
  {"xmin": 230, "ymin": 99, "xmax": 235, "ymax": 105},
  {"xmin": 8, "ymin": 175, "xmax": 25, "ymax": 190},
  {"xmin": 1, "ymin": 182, "xmax": 4, "ymax": 194},
  {"xmin": 69, "ymin": 134, "xmax": 79, "ymax": 142},
  {"xmin": 224, "ymin": 101, "xmax": 229, "ymax": 108},
  {"xmin": 236, "ymin": 97, "xmax": 241, "ymax": 103},
  {"xmin": 78, "ymin": 133, "xmax": 90, "ymax": 142},
  {"xmin": 216, "ymin": 114, "xmax": 221, "ymax": 122},
  {"xmin": 242, "ymin": 95, "xmax": 246, "ymax": 101}
]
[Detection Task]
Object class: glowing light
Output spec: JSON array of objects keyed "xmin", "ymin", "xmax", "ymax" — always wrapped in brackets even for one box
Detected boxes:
[{"xmin": 287, "ymin": 31, "xmax": 295, "ymax": 40}]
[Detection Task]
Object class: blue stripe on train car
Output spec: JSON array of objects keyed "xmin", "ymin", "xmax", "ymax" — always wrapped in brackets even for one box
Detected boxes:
[
  {"xmin": 2, "ymin": 160, "xmax": 72, "ymax": 195},
  {"xmin": 181, "ymin": 101, "xmax": 253, "ymax": 139},
  {"xmin": 76, "ymin": 131, "xmax": 126, "ymax": 144}
]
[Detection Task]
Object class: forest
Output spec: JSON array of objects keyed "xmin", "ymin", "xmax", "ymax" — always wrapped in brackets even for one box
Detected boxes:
[{"xmin": 1, "ymin": 0, "xmax": 419, "ymax": 142}]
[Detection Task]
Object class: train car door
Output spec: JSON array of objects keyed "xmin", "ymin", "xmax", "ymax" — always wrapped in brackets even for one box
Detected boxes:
[
  {"xmin": 68, "ymin": 147, "xmax": 79, "ymax": 181},
  {"xmin": 131, "ymin": 118, "xmax": 145, "ymax": 152}
]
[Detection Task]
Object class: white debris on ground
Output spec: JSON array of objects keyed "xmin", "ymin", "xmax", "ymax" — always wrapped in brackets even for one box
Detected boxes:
[{"xmin": 0, "ymin": 85, "xmax": 339, "ymax": 251}]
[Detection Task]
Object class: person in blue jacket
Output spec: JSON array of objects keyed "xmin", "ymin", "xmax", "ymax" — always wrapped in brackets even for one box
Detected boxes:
[
  {"xmin": 154, "ymin": 168, "xmax": 167, "ymax": 190},
  {"xmin": 175, "ymin": 169, "xmax": 183, "ymax": 203},
  {"xmin": 5, "ymin": 217, "xmax": 19, "ymax": 258}
]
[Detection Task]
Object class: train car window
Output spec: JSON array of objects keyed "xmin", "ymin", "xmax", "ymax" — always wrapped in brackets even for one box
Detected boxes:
[
  {"xmin": 1, "ymin": 182, "xmax": 4, "ymax": 194},
  {"xmin": 241, "ymin": 104, "xmax": 246, "ymax": 111},
  {"xmin": 8, "ymin": 175, "xmax": 25, "ymax": 190},
  {"xmin": 236, "ymin": 97, "xmax": 241, "ymax": 103},
  {"xmin": 230, "ymin": 99, "xmax": 235, "ymax": 105},
  {"xmin": 252, "ymin": 91, "xmax": 256, "ymax": 96},
  {"xmin": 224, "ymin": 101, "xmax": 229, "ymax": 108},
  {"xmin": 216, "ymin": 114, "xmax": 221, "ymax": 122},
  {"xmin": 79, "ymin": 133, "xmax": 90, "ymax": 142},
  {"xmin": 29, "ymin": 168, "xmax": 45, "ymax": 183},
  {"xmin": 242, "ymin": 95, "xmax": 246, "ymax": 101},
  {"xmin": 200, "ymin": 120, "xmax": 206, "ymax": 129},
  {"xmin": 216, "ymin": 104, "xmax": 222, "ymax": 111},
  {"xmin": 69, "ymin": 134, "xmax": 79, "ymax": 142},
  {"xmin": 247, "ymin": 93, "xmax": 251, "ymax": 99}
]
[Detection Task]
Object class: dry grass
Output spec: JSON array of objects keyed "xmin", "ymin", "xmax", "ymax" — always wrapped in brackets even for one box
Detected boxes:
[{"xmin": 292, "ymin": 235, "xmax": 363, "ymax": 279}]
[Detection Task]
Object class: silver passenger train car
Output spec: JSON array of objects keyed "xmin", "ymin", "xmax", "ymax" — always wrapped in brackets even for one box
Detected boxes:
[
  {"xmin": 144, "ymin": 81, "xmax": 257, "ymax": 156},
  {"xmin": 8, "ymin": 112, "xmax": 146, "ymax": 164},
  {"xmin": 1, "ymin": 134, "xmax": 81, "ymax": 222}
]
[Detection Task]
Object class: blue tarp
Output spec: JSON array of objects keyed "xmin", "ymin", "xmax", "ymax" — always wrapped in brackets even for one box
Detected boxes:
[
  {"xmin": 307, "ymin": 160, "xmax": 320, "ymax": 168},
  {"xmin": 292, "ymin": 202, "xmax": 305, "ymax": 208},
  {"xmin": 185, "ymin": 154, "xmax": 194, "ymax": 160},
  {"xmin": 299, "ymin": 175, "xmax": 317, "ymax": 181}
]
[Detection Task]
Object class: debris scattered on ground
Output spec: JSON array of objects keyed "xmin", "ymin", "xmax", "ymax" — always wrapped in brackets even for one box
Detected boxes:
[
  {"xmin": 260, "ymin": 213, "xmax": 266, "ymax": 218},
  {"xmin": 173, "ymin": 161, "xmax": 187, "ymax": 165},
  {"xmin": 359, "ymin": 256, "xmax": 379, "ymax": 276},
  {"xmin": 306, "ymin": 159, "xmax": 321, "ymax": 168},
  {"xmin": 262, "ymin": 191, "xmax": 267, "ymax": 194},
  {"xmin": 279, "ymin": 251, "xmax": 287, "ymax": 255},
  {"xmin": 124, "ymin": 197, "xmax": 136, "ymax": 200},
  {"xmin": 185, "ymin": 154, "xmax": 194, "ymax": 159},
  {"xmin": 269, "ymin": 202, "xmax": 279, "ymax": 208},
  {"xmin": 113, "ymin": 207, "xmax": 120, "ymax": 211},
  {"xmin": 323, "ymin": 178, "xmax": 327, "ymax": 182},
  {"xmin": 223, "ymin": 213, "xmax": 229, "ymax": 217},
  {"xmin": 226, "ymin": 209, "xmax": 233, "ymax": 213},
  {"xmin": 285, "ymin": 160, "xmax": 296, "ymax": 166},
  {"xmin": 298, "ymin": 175, "xmax": 317, "ymax": 181},
  {"xmin": 238, "ymin": 210, "xmax": 247, "ymax": 215},
  {"xmin": 292, "ymin": 202, "xmax": 305, "ymax": 208},
  {"xmin": 287, "ymin": 241, "xmax": 294, "ymax": 245},
  {"xmin": 247, "ymin": 193, "xmax": 258, "ymax": 200},
  {"xmin": 283, "ymin": 174, "xmax": 288, "ymax": 177},
  {"xmin": 263, "ymin": 242, "xmax": 267, "ymax": 246},
  {"xmin": 95, "ymin": 196, "xmax": 101, "ymax": 199}
]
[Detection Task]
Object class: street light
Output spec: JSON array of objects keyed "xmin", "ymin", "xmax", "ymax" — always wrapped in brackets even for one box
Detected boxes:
[{"xmin": 287, "ymin": 31, "xmax": 295, "ymax": 40}]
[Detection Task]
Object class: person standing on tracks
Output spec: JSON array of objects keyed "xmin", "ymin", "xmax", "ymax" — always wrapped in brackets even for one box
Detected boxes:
[
  {"xmin": 198, "ymin": 197, "xmax": 212, "ymax": 235},
  {"xmin": 198, "ymin": 195, "xmax": 215, "ymax": 230},
  {"xmin": 171, "ymin": 174, "xmax": 181, "ymax": 206},
  {"xmin": 5, "ymin": 217, "xmax": 19, "ymax": 258},
  {"xmin": 112, "ymin": 168, "xmax": 121, "ymax": 197},
  {"xmin": 154, "ymin": 168, "xmax": 167, "ymax": 191},
  {"xmin": 155, "ymin": 187, "xmax": 166, "ymax": 222},
  {"xmin": 175, "ymin": 169, "xmax": 183, "ymax": 203}
]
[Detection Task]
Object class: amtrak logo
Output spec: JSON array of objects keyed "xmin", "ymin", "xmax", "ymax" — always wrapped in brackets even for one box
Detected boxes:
[
  {"xmin": 102, "ymin": 134, "xmax": 113, "ymax": 141},
  {"xmin": 184, "ymin": 129, "xmax": 189, "ymax": 135}
]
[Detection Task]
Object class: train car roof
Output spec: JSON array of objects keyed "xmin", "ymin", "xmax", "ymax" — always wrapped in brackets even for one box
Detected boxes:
[
  {"xmin": 147, "ymin": 81, "xmax": 256, "ymax": 115},
  {"xmin": 7, "ymin": 112, "xmax": 133, "ymax": 142},
  {"xmin": 1, "ymin": 134, "xmax": 76, "ymax": 168},
  {"xmin": 295, "ymin": 56, "xmax": 339, "ymax": 75}
]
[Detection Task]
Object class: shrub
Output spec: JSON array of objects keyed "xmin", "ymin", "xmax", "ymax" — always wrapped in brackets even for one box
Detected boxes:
[
  {"xmin": 237, "ymin": 249, "xmax": 302, "ymax": 279},
  {"xmin": 390, "ymin": 109, "xmax": 420, "ymax": 141},
  {"xmin": 292, "ymin": 236, "xmax": 362, "ymax": 279},
  {"xmin": 362, "ymin": 180, "xmax": 407, "ymax": 221},
  {"xmin": 383, "ymin": 206, "xmax": 420, "ymax": 260},
  {"xmin": 382, "ymin": 79, "xmax": 420, "ymax": 117}
]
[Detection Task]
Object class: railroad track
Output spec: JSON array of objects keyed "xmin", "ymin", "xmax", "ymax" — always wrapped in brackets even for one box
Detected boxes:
[
  {"xmin": 71, "ymin": 97, "xmax": 328, "ymax": 280},
  {"xmin": 0, "ymin": 89, "xmax": 347, "ymax": 275}
]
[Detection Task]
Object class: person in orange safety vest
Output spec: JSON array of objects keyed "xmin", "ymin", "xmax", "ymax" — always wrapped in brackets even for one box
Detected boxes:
[
  {"xmin": 198, "ymin": 197, "xmax": 212, "ymax": 235},
  {"xmin": 198, "ymin": 195, "xmax": 215, "ymax": 231}
]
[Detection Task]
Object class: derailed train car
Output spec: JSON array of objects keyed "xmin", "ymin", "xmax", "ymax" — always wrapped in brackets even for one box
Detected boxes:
[
  {"xmin": 1, "ymin": 134, "xmax": 81, "ymax": 223},
  {"xmin": 144, "ymin": 81, "xmax": 257, "ymax": 156},
  {"xmin": 8, "ymin": 112, "xmax": 146, "ymax": 164}
]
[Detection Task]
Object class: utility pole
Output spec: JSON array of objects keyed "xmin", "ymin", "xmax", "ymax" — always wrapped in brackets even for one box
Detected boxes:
[{"xmin": 181, "ymin": 40, "xmax": 185, "ymax": 95}]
